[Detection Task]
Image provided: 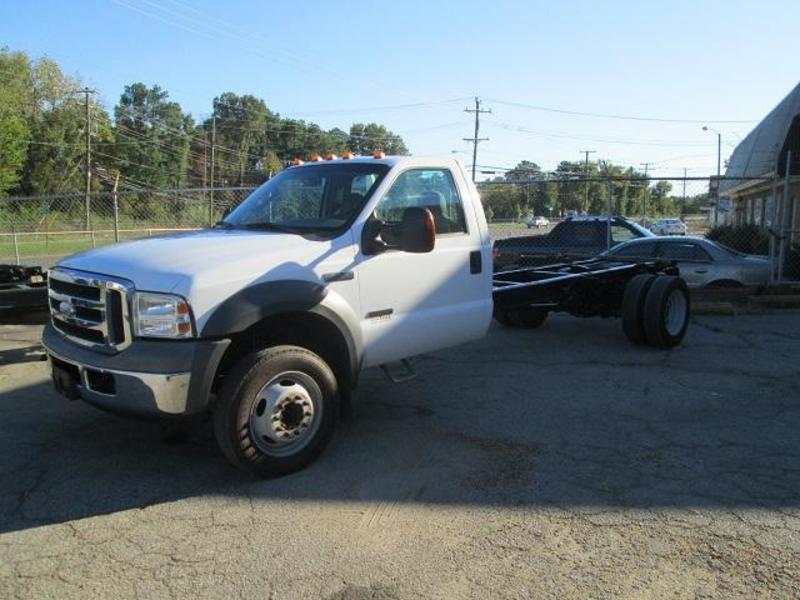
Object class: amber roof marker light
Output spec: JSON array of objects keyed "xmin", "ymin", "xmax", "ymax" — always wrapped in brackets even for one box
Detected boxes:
[{"xmin": 373, "ymin": 150, "xmax": 386, "ymax": 159}]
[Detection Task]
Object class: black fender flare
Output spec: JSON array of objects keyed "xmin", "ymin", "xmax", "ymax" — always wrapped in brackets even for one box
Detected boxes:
[{"xmin": 200, "ymin": 279, "xmax": 363, "ymax": 383}]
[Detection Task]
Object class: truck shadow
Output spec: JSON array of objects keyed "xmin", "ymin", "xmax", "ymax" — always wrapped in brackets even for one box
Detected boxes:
[{"xmin": 1, "ymin": 314, "xmax": 798, "ymax": 534}]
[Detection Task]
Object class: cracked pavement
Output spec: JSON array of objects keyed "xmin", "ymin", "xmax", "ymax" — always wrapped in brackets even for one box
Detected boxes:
[{"xmin": 1, "ymin": 313, "xmax": 799, "ymax": 599}]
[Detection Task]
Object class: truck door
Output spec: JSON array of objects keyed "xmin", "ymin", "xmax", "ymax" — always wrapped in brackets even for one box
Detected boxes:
[{"xmin": 355, "ymin": 167, "xmax": 491, "ymax": 367}]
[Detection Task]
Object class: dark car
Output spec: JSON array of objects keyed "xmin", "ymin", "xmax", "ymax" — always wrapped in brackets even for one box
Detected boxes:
[{"xmin": 493, "ymin": 216, "xmax": 654, "ymax": 271}]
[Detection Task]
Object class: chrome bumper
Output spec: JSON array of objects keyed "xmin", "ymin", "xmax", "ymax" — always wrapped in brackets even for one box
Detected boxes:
[{"xmin": 45, "ymin": 346, "xmax": 192, "ymax": 416}]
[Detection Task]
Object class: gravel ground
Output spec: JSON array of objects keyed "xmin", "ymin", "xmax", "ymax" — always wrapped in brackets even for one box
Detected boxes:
[{"xmin": 0, "ymin": 313, "xmax": 799, "ymax": 599}]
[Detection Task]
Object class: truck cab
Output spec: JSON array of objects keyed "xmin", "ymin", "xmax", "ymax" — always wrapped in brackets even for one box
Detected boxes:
[{"xmin": 43, "ymin": 155, "xmax": 493, "ymax": 476}]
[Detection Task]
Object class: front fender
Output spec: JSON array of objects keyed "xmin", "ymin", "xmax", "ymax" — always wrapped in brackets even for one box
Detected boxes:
[{"xmin": 200, "ymin": 279, "xmax": 363, "ymax": 382}]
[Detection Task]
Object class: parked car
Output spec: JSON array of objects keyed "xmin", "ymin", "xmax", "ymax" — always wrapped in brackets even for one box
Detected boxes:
[
  {"xmin": 651, "ymin": 218, "xmax": 687, "ymax": 236},
  {"xmin": 494, "ymin": 215, "xmax": 654, "ymax": 270},
  {"xmin": 526, "ymin": 215, "xmax": 550, "ymax": 229},
  {"xmin": 603, "ymin": 236, "xmax": 770, "ymax": 288}
]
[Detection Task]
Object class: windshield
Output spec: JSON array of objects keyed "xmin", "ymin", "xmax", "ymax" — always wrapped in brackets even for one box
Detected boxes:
[{"xmin": 223, "ymin": 163, "xmax": 390, "ymax": 233}]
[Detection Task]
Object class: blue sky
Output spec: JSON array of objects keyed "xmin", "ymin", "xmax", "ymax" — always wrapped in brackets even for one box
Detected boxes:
[{"xmin": 2, "ymin": 0, "xmax": 798, "ymax": 178}]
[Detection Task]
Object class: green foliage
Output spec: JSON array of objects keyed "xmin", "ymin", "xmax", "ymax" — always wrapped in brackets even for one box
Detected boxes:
[
  {"xmin": 348, "ymin": 123, "xmax": 408, "ymax": 155},
  {"xmin": 705, "ymin": 224, "xmax": 769, "ymax": 254},
  {"xmin": 0, "ymin": 115, "xmax": 28, "ymax": 195},
  {"xmin": 0, "ymin": 47, "xmax": 410, "ymax": 198},
  {"xmin": 0, "ymin": 46, "xmax": 115, "ymax": 196},
  {"xmin": 113, "ymin": 83, "xmax": 193, "ymax": 188}
]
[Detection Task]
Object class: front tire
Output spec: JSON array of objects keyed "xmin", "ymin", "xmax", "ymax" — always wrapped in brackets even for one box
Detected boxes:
[{"xmin": 213, "ymin": 345, "xmax": 339, "ymax": 477}]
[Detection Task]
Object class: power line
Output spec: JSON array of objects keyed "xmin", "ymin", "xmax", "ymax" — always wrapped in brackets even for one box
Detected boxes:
[
  {"xmin": 463, "ymin": 97, "xmax": 492, "ymax": 182},
  {"xmin": 488, "ymin": 121, "xmax": 713, "ymax": 147},
  {"xmin": 486, "ymin": 98, "xmax": 757, "ymax": 124}
]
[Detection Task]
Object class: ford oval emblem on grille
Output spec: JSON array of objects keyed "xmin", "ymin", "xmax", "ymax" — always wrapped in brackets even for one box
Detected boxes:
[{"xmin": 59, "ymin": 301, "xmax": 76, "ymax": 317}]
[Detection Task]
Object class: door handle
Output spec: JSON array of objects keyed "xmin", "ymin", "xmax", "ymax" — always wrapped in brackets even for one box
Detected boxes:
[
  {"xmin": 694, "ymin": 269, "xmax": 708, "ymax": 274},
  {"xmin": 469, "ymin": 250, "xmax": 482, "ymax": 274}
]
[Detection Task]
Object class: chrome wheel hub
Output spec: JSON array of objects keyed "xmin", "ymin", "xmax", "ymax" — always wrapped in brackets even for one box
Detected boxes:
[
  {"xmin": 249, "ymin": 372, "xmax": 321, "ymax": 457},
  {"xmin": 664, "ymin": 289, "xmax": 688, "ymax": 336}
]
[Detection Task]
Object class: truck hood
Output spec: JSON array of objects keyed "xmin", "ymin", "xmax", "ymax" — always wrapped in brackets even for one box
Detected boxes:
[{"xmin": 58, "ymin": 229, "xmax": 357, "ymax": 326}]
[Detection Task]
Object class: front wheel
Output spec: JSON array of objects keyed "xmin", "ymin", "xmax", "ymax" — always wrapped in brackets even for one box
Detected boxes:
[{"xmin": 213, "ymin": 345, "xmax": 339, "ymax": 477}]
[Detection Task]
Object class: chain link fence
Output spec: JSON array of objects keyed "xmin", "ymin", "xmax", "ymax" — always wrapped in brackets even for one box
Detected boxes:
[
  {"xmin": 0, "ymin": 187, "xmax": 253, "ymax": 268},
  {"xmin": 1, "ymin": 177, "xmax": 798, "ymax": 285}
]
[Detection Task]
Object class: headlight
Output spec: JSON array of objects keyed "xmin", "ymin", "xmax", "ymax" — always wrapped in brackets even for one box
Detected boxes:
[{"xmin": 133, "ymin": 292, "xmax": 194, "ymax": 339}]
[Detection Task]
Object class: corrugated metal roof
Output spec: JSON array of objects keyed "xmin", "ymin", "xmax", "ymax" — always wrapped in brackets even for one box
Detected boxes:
[{"xmin": 721, "ymin": 81, "xmax": 800, "ymax": 193}]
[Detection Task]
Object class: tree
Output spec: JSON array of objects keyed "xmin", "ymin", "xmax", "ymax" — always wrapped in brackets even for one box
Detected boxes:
[
  {"xmin": 113, "ymin": 83, "xmax": 193, "ymax": 188},
  {"xmin": 0, "ymin": 48, "xmax": 32, "ymax": 195},
  {"xmin": 505, "ymin": 160, "xmax": 542, "ymax": 181},
  {"xmin": 0, "ymin": 48, "xmax": 109, "ymax": 196},
  {"xmin": 208, "ymin": 92, "xmax": 276, "ymax": 186},
  {"xmin": 348, "ymin": 123, "xmax": 408, "ymax": 155},
  {"xmin": 0, "ymin": 116, "xmax": 27, "ymax": 195}
]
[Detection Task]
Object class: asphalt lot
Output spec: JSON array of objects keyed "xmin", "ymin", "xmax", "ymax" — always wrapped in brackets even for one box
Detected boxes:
[{"xmin": 1, "ymin": 313, "xmax": 799, "ymax": 599}]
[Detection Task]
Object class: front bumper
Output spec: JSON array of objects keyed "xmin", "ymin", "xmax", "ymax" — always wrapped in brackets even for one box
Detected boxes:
[{"xmin": 42, "ymin": 322, "xmax": 230, "ymax": 417}]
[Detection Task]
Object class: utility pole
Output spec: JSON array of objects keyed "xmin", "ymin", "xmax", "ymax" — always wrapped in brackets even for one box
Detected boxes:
[
  {"xmin": 72, "ymin": 87, "xmax": 96, "ymax": 230},
  {"xmin": 581, "ymin": 150, "xmax": 595, "ymax": 211},
  {"xmin": 209, "ymin": 116, "xmax": 216, "ymax": 225},
  {"xmin": 702, "ymin": 126, "xmax": 722, "ymax": 226},
  {"xmin": 463, "ymin": 97, "xmax": 491, "ymax": 182},
  {"xmin": 639, "ymin": 162, "xmax": 652, "ymax": 221}
]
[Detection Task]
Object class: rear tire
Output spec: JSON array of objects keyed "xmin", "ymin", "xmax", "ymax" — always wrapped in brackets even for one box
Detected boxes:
[
  {"xmin": 213, "ymin": 345, "xmax": 339, "ymax": 477},
  {"xmin": 621, "ymin": 274, "xmax": 656, "ymax": 345},
  {"xmin": 507, "ymin": 307, "xmax": 548, "ymax": 329},
  {"xmin": 643, "ymin": 276, "xmax": 690, "ymax": 349},
  {"xmin": 493, "ymin": 306, "xmax": 512, "ymax": 326}
]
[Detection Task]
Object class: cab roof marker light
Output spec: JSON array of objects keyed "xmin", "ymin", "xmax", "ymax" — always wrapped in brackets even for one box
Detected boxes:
[
  {"xmin": 309, "ymin": 153, "xmax": 323, "ymax": 162},
  {"xmin": 292, "ymin": 158, "xmax": 304, "ymax": 166},
  {"xmin": 325, "ymin": 153, "xmax": 338, "ymax": 161},
  {"xmin": 342, "ymin": 151, "xmax": 355, "ymax": 160},
  {"xmin": 373, "ymin": 150, "xmax": 386, "ymax": 159}
]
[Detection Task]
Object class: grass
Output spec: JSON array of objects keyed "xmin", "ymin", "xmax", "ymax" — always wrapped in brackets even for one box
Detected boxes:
[{"xmin": 0, "ymin": 228, "xmax": 199, "ymax": 263}]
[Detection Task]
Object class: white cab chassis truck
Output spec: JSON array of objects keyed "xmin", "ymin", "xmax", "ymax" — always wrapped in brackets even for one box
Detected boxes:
[{"xmin": 43, "ymin": 156, "xmax": 690, "ymax": 476}]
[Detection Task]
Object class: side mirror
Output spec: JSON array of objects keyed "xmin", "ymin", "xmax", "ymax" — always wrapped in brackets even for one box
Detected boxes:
[{"xmin": 400, "ymin": 207, "xmax": 435, "ymax": 253}]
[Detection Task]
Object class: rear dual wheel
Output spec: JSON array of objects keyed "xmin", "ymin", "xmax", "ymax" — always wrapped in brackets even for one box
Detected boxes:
[{"xmin": 622, "ymin": 275, "xmax": 689, "ymax": 349}]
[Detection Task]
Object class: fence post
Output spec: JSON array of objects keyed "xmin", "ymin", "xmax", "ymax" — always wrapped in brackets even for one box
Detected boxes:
[
  {"xmin": 208, "ymin": 188, "xmax": 214, "ymax": 227},
  {"xmin": 13, "ymin": 231, "xmax": 20, "ymax": 266},
  {"xmin": 768, "ymin": 173, "xmax": 779, "ymax": 286},
  {"xmin": 777, "ymin": 151, "xmax": 792, "ymax": 284},
  {"xmin": 606, "ymin": 178, "xmax": 613, "ymax": 250},
  {"xmin": 91, "ymin": 230, "xmax": 96, "ymax": 248},
  {"xmin": 113, "ymin": 173, "xmax": 120, "ymax": 243}
]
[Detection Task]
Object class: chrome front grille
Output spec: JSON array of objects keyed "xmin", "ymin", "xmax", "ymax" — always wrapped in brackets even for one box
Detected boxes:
[{"xmin": 48, "ymin": 268, "xmax": 134, "ymax": 351}]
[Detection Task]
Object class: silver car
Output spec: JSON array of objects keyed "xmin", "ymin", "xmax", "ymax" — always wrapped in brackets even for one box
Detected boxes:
[
  {"xmin": 604, "ymin": 236, "xmax": 771, "ymax": 288},
  {"xmin": 651, "ymin": 218, "xmax": 688, "ymax": 236}
]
